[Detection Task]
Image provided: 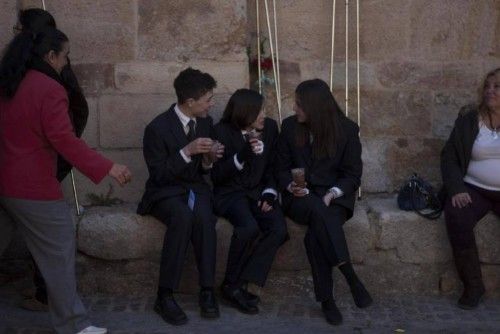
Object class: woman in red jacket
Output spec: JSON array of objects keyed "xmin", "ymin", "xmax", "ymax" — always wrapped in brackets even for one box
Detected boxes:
[{"xmin": 0, "ymin": 28, "xmax": 131, "ymax": 334}]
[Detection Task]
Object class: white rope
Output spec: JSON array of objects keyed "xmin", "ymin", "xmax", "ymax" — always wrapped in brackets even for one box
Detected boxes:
[
  {"xmin": 272, "ymin": 0, "xmax": 282, "ymax": 114},
  {"xmin": 256, "ymin": 0, "xmax": 262, "ymax": 94},
  {"xmin": 356, "ymin": 0, "xmax": 362, "ymax": 199},
  {"xmin": 263, "ymin": 0, "xmax": 282, "ymax": 124},
  {"xmin": 345, "ymin": 0, "xmax": 349, "ymax": 117},
  {"xmin": 329, "ymin": 0, "xmax": 336, "ymax": 91}
]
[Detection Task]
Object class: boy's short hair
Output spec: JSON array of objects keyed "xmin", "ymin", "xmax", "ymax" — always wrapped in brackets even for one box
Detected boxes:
[{"xmin": 174, "ymin": 67, "xmax": 217, "ymax": 104}]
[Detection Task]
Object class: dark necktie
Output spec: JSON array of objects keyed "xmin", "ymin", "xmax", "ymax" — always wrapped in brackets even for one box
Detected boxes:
[{"xmin": 187, "ymin": 120, "xmax": 196, "ymax": 141}]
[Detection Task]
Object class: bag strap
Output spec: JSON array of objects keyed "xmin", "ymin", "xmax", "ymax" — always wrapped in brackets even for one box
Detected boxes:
[{"xmin": 410, "ymin": 182, "xmax": 443, "ymax": 220}]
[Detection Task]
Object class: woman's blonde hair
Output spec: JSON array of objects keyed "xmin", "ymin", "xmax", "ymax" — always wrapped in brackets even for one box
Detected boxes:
[{"xmin": 478, "ymin": 67, "xmax": 500, "ymax": 119}]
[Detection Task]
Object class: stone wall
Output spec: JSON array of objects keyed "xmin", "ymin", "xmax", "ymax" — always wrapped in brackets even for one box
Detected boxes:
[
  {"xmin": 0, "ymin": 1, "xmax": 498, "ymax": 202},
  {"xmin": 248, "ymin": 0, "xmax": 500, "ymax": 193},
  {"xmin": 69, "ymin": 199, "xmax": 499, "ymax": 298},
  {"xmin": 0, "ymin": 0, "xmax": 249, "ymax": 204}
]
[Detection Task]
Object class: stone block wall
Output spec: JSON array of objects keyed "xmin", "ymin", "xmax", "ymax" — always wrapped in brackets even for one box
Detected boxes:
[
  {"xmin": 248, "ymin": 0, "xmax": 500, "ymax": 193},
  {"xmin": 0, "ymin": 1, "xmax": 498, "ymax": 202},
  {"xmin": 0, "ymin": 0, "xmax": 249, "ymax": 204}
]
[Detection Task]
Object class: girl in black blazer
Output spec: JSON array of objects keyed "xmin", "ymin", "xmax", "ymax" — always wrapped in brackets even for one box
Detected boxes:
[
  {"xmin": 276, "ymin": 79, "xmax": 372, "ymax": 326},
  {"xmin": 212, "ymin": 89, "xmax": 287, "ymax": 314}
]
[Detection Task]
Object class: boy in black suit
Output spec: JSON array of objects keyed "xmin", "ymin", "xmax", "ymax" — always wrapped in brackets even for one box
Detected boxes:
[{"xmin": 138, "ymin": 68, "xmax": 224, "ymax": 325}]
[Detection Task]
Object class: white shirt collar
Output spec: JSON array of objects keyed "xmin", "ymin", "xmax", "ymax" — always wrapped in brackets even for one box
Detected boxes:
[{"xmin": 174, "ymin": 104, "xmax": 195, "ymax": 128}]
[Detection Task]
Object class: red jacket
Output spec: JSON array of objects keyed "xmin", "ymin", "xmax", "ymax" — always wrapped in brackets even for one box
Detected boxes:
[{"xmin": 0, "ymin": 70, "xmax": 112, "ymax": 200}]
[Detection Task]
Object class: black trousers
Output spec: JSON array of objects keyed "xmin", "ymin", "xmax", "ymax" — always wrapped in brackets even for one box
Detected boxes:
[
  {"xmin": 283, "ymin": 193, "xmax": 350, "ymax": 302},
  {"xmin": 151, "ymin": 192, "xmax": 217, "ymax": 290},
  {"xmin": 222, "ymin": 196, "xmax": 287, "ymax": 287},
  {"xmin": 445, "ymin": 183, "xmax": 500, "ymax": 252}
]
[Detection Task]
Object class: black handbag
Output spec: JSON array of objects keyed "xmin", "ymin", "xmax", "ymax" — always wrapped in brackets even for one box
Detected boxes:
[{"xmin": 397, "ymin": 173, "xmax": 443, "ymax": 220}]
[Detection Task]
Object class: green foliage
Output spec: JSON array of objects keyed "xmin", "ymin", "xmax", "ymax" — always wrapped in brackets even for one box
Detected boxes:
[{"xmin": 86, "ymin": 184, "xmax": 124, "ymax": 207}]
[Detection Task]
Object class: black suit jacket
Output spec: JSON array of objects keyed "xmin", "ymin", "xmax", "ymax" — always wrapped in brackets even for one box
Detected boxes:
[
  {"xmin": 440, "ymin": 107, "xmax": 479, "ymax": 198},
  {"xmin": 137, "ymin": 104, "xmax": 214, "ymax": 215},
  {"xmin": 211, "ymin": 117, "xmax": 279, "ymax": 214},
  {"xmin": 276, "ymin": 114, "xmax": 362, "ymax": 219}
]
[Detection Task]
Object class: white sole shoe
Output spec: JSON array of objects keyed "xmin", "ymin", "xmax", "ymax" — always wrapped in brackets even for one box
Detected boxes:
[{"xmin": 76, "ymin": 326, "xmax": 107, "ymax": 334}]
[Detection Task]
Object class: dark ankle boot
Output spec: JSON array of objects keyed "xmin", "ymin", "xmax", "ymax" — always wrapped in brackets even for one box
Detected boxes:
[
  {"xmin": 350, "ymin": 280, "xmax": 373, "ymax": 308},
  {"xmin": 321, "ymin": 298, "xmax": 343, "ymax": 326},
  {"xmin": 454, "ymin": 248, "xmax": 485, "ymax": 310}
]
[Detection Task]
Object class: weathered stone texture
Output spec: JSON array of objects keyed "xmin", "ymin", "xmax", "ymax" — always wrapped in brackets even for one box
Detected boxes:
[
  {"xmin": 30, "ymin": 0, "xmax": 137, "ymax": 63},
  {"xmin": 138, "ymin": 0, "xmax": 247, "ymax": 61},
  {"xmin": 0, "ymin": 1, "xmax": 17, "ymax": 50},
  {"xmin": 409, "ymin": 0, "xmax": 497, "ymax": 61},
  {"xmin": 359, "ymin": 0, "xmax": 411, "ymax": 61},
  {"xmin": 61, "ymin": 149, "xmax": 147, "ymax": 205},
  {"xmin": 78, "ymin": 205, "xmax": 164, "ymax": 260},
  {"xmin": 476, "ymin": 214, "xmax": 500, "ymax": 264},
  {"xmin": 98, "ymin": 93, "xmax": 229, "ymax": 150},
  {"xmin": 386, "ymin": 138, "xmax": 444, "ymax": 191},
  {"xmin": 367, "ymin": 197, "xmax": 453, "ymax": 264},
  {"xmin": 99, "ymin": 94, "xmax": 172, "ymax": 149},
  {"xmin": 71, "ymin": 63, "xmax": 115, "ymax": 96},
  {"xmin": 69, "ymin": 199, "xmax": 500, "ymax": 297},
  {"xmin": 115, "ymin": 61, "xmax": 249, "ymax": 95},
  {"xmin": 81, "ymin": 97, "xmax": 98, "ymax": 149},
  {"xmin": 431, "ymin": 91, "xmax": 477, "ymax": 139}
]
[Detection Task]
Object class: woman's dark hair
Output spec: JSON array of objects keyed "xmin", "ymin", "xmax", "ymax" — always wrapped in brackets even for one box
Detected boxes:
[
  {"xmin": 19, "ymin": 8, "xmax": 56, "ymax": 33},
  {"xmin": 295, "ymin": 79, "xmax": 343, "ymax": 159},
  {"xmin": 174, "ymin": 67, "xmax": 217, "ymax": 104},
  {"xmin": 0, "ymin": 28, "xmax": 68, "ymax": 98},
  {"xmin": 221, "ymin": 89, "xmax": 264, "ymax": 130},
  {"xmin": 478, "ymin": 67, "xmax": 500, "ymax": 119}
]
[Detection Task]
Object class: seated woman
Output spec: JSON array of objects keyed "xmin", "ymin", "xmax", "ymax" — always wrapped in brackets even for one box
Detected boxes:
[
  {"xmin": 276, "ymin": 79, "xmax": 372, "ymax": 326},
  {"xmin": 441, "ymin": 67, "xmax": 500, "ymax": 310},
  {"xmin": 0, "ymin": 28, "xmax": 131, "ymax": 334},
  {"xmin": 212, "ymin": 89, "xmax": 287, "ymax": 314}
]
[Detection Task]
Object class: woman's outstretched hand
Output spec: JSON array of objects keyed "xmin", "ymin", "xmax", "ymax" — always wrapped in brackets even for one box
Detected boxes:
[{"xmin": 108, "ymin": 163, "xmax": 132, "ymax": 186}]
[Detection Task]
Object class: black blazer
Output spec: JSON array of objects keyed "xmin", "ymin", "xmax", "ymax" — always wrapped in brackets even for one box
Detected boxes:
[
  {"xmin": 211, "ymin": 117, "xmax": 279, "ymax": 214},
  {"xmin": 276, "ymin": 114, "xmax": 362, "ymax": 219},
  {"xmin": 137, "ymin": 104, "xmax": 214, "ymax": 215},
  {"xmin": 440, "ymin": 106, "xmax": 479, "ymax": 198}
]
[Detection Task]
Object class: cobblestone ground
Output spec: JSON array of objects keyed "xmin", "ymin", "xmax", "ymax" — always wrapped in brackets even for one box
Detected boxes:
[{"xmin": 1, "ymin": 281, "xmax": 499, "ymax": 334}]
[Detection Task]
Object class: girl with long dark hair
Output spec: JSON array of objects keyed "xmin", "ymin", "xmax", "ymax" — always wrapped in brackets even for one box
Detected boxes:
[
  {"xmin": 276, "ymin": 79, "xmax": 372, "ymax": 326},
  {"xmin": 0, "ymin": 28, "xmax": 131, "ymax": 334},
  {"xmin": 212, "ymin": 89, "xmax": 287, "ymax": 314}
]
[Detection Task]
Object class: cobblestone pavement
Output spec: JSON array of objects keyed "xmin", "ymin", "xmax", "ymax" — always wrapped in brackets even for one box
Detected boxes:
[{"xmin": 1, "ymin": 282, "xmax": 499, "ymax": 334}]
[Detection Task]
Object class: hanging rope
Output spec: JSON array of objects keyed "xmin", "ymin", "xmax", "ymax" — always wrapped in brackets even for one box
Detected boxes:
[
  {"xmin": 272, "ymin": 0, "xmax": 282, "ymax": 113},
  {"xmin": 356, "ymin": 0, "xmax": 362, "ymax": 199},
  {"xmin": 256, "ymin": 0, "xmax": 262, "ymax": 94},
  {"xmin": 329, "ymin": 0, "xmax": 336, "ymax": 91},
  {"xmin": 263, "ymin": 0, "xmax": 282, "ymax": 124},
  {"xmin": 345, "ymin": 0, "xmax": 349, "ymax": 117}
]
